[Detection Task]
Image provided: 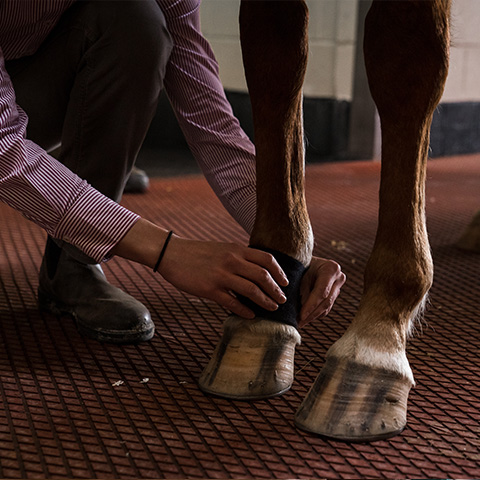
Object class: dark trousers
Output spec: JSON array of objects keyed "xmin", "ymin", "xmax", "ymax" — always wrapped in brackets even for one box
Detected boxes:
[{"xmin": 5, "ymin": 0, "xmax": 173, "ymax": 203}]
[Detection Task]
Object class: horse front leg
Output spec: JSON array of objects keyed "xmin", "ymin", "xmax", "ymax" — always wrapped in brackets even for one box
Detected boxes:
[
  {"xmin": 295, "ymin": 0, "xmax": 451, "ymax": 440},
  {"xmin": 199, "ymin": 0, "xmax": 313, "ymax": 399}
]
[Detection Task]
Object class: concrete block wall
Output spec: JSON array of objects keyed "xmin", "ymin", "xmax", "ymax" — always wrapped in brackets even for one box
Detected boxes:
[
  {"xmin": 201, "ymin": 0, "xmax": 480, "ymax": 103},
  {"xmin": 430, "ymin": 0, "xmax": 480, "ymax": 156},
  {"xmin": 199, "ymin": 0, "xmax": 480, "ymax": 158},
  {"xmin": 444, "ymin": 0, "xmax": 480, "ymax": 102},
  {"xmin": 147, "ymin": 1, "xmax": 480, "ymax": 159},
  {"xmin": 200, "ymin": 0, "xmax": 358, "ymax": 100},
  {"xmin": 199, "ymin": 0, "xmax": 245, "ymax": 91},
  {"xmin": 199, "ymin": 0, "xmax": 357, "ymax": 159}
]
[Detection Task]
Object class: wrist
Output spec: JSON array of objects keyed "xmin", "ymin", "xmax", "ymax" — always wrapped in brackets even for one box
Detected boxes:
[
  {"xmin": 153, "ymin": 230, "xmax": 174, "ymax": 272},
  {"xmin": 110, "ymin": 218, "xmax": 173, "ymax": 269}
]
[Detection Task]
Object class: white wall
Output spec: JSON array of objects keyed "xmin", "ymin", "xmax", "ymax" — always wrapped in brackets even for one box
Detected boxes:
[
  {"xmin": 305, "ymin": 0, "xmax": 357, "ymax": 100},
  {"xmin": 200, "ymin": 0, "xmax": 358, "ymax": 100},
  {"xmin": 200, "ymin": 0, "xmax": 244, "ymax": 90},
  {"xmin": 443, "ymin": 0, "xmax": 480, "ymax": 102},
  {"xmin": 200, "ymin": 0, "xmax": 480, "ymax": 104}
]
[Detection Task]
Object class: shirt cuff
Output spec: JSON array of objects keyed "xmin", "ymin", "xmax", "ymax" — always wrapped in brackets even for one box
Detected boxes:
[{"xmin": 53, "ymin": 184, "xmax": 140, "ymax": 263}]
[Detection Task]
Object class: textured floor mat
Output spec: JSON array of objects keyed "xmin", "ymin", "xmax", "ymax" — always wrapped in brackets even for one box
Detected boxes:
[{"xmin": 0, "ymin": 155, "xmax": 478, "ymax": 479}]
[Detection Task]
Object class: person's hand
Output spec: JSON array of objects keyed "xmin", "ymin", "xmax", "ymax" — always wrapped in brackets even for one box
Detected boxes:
[
  {"xmin": 299, "ymin": 255, "xmax": 346, "ymax": 327},
  {"xmin": 158, "ymin": 236, "xmax": 289, "ymax": 319}
]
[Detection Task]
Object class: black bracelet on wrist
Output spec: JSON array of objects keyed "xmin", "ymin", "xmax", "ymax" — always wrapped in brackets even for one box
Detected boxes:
[{"xmin": 153, "ymin": 230, "xmax": 174, "ymax": 273}]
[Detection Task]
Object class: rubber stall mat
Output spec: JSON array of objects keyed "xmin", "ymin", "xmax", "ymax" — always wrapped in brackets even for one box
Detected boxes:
[{"xmin": 0, "ymin": 155, "xmax": 478, "ymax": 479}]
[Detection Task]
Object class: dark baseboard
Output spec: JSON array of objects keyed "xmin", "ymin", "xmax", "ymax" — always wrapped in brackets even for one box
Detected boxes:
[
  {"xmin": 225, "ymin": 91, "xmax": 351, "ymax": 162},
  {"xmin": 144, "ymin": 91, "xmax": 480, "ymax": 161},
  {"xmin": 145, "ymin": 91, "xmax": 351, "ymax": 162},
  {"xmin": 430, "ymin": 102, "xmax": 480, "ymax": 157}
]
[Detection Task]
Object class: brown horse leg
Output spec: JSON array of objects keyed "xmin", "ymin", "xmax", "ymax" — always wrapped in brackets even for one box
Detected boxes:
[
  {"xmin": 199, "ymin": 0, "xmax": 313, "ymax": 399},
  {"xmin": 295, "ymin": 0, "xmax": 451, "ymax": 440}
]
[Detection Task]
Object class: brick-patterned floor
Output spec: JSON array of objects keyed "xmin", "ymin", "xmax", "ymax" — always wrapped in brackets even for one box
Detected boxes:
[{"xmin": 0, "ymin": 155, "xmax": 478, "ymax": 478}]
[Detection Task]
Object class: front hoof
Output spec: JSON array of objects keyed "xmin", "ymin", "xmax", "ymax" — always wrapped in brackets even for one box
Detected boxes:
[
  {"xmin": 295, "ymin": 357, "xmax": 413, "ymax": 442},
  {"xmin": 198, "ymin": 316, "xmax": 301, "ymax": 400}
]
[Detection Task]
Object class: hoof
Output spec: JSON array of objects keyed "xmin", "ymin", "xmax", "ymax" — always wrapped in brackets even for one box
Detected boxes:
[
  {"xmin": 198, "ymin": 316, "xmax": 301, "ymax": 400},
  {"xmin": 456, "ymin": 210, "xmax": 480, "ymax": 253},
  {"xmin": 295, "ymin": 356, "xmax": 413, "ymax": 442}
]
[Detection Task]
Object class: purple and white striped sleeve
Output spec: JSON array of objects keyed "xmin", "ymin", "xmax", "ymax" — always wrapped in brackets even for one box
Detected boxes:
[
  {"xmin": 0, "ymin": 51, "xmax": 140, "ymax": 263},
  {"xmin": 159, "ymin": 0, "xmax": 257, "ymax": 235}
]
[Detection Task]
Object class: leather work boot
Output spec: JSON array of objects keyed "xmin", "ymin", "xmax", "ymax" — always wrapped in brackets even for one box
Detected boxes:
[
  {"xmin": 38, "ymin": 238, "xmax": 154, "ymax": 344},
  {"xmin": 123, "ymin": 166, "xmax": 149, "ymax": 194}
]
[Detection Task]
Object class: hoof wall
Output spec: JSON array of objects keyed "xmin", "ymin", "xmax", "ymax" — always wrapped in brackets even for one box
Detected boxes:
[
  {"xmin": 295, "ymin": 357, "xmax": 412, "ymax": 442},
  {"xmin": 198, "ymin": 316, "xmax": 300, "ymax": 400}
]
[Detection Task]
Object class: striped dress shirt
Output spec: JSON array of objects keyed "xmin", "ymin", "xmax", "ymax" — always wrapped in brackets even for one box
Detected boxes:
[{"xmin": 0, "ymin": 0, "xmax": 257, "ymax": 262}]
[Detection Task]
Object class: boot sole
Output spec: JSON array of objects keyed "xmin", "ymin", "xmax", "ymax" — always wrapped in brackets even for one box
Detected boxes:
[{"xmin": 37, "ymin": 288, "xmax": 155, "ymax": 345}]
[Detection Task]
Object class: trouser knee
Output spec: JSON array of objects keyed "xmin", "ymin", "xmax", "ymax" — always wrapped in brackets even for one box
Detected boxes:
[
  {"xmin": 6, "ymin": 0, "xmax": 174, "ymax": 203},
  {"xmin": 106, "ymin": 0, "xmax": 173, "ymax": 86},
  {"xmin": 61, "ymin": 0, "xmax": 174, "ymax": 200}
]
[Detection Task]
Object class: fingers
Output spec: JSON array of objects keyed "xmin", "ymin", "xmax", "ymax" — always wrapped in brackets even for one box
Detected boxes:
[
  {"xmin": 215, "ymin": 291, "xmax": 256, "ymax": 319},
  {"xmin": 299, "ymin": 276, "xmax": 344, "ymax": 327},
  {"xmin": 180, "ymin": 245, "xmax": 288, "ymax": 317},
  {"xmin": 245, "ymin": 249, "xmax": 289, "ymax": 287},
  {"xmin": 299, "ymin": 259, "xmax": 346, "ymax": 328},
  {"xmin": 159, "ymin": 238, "xmax": 298, "ymax": 319},
  {"xmin": 218, "ymin": 247, "xmax": 288, "ymax": 309},
  {"xmin": 234, "ymin": 257, "xmax": 288, "ymax": 306},
  {"xmin": 231, "ymin": 273, "xmax": 284, "ymax": 310}
]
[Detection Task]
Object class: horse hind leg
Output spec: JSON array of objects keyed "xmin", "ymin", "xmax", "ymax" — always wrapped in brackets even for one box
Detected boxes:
[
  {"xmin": 198, "ymin": 0, "xmax": 313, "ymax": 400},
  {"xmin": 457, "ymin": 210, "xmax": 480, "ymax": 252},
  {"xmin": 295, "ymin": 0, "xmax": 451, "ymax": 441}
]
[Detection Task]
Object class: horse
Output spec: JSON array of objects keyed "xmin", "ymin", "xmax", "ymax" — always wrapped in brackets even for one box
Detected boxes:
[{"xmin": 198, "ymin": 0, "xmax": 477, "ymax": 442}]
